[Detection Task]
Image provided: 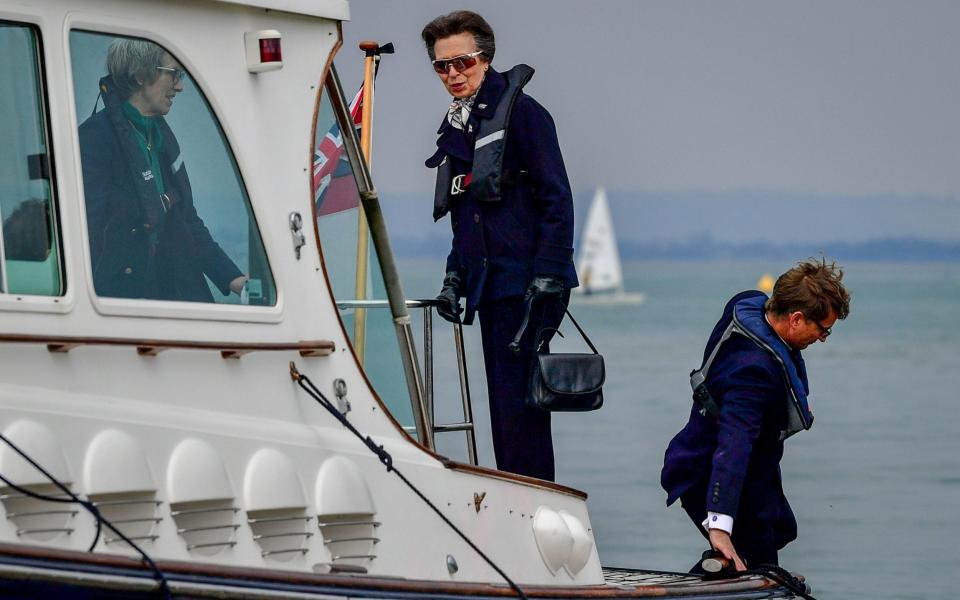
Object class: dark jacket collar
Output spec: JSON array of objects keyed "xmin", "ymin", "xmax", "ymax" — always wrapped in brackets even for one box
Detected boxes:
[
  {"xmin": 434, "ymin": 66, "xmax": 507, "ymax": 134},
  {"xmin": 471, "ymin": 67, "xmax": 505, "ymax": 120},
  {"xmin": 427, "ymin": 67, "xmax": 519, "ymax": 167}
]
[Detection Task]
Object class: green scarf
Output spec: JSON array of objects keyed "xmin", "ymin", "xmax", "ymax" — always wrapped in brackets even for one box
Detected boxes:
[{"xmin": 121, "ymin": 101, "xmax": 166, "ymax": 195}]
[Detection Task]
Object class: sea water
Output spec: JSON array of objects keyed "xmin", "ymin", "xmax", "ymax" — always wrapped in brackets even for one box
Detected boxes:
[{"xmin": 390, "ymin": 259, "xmax": 960, "ymax": 600}]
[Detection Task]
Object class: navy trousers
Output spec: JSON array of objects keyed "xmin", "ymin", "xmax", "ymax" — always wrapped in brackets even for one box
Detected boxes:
[{"xmin": 477, "ymin": 291, "xmax": 569, "ymax": 481}]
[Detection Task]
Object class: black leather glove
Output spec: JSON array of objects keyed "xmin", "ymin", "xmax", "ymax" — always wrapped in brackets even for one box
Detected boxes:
[
  {"xmin": 523, "ymin": 275, "xmax": 564, "ymax": 304},
  {"xmin": 435, "ymin": 271, "xmax": 463, "ymax": 323}
]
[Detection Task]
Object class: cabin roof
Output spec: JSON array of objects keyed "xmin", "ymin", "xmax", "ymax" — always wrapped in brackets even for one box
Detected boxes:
[{"xmin": 213, "ymin": 0, "xmax": 350, "ymax": 20}]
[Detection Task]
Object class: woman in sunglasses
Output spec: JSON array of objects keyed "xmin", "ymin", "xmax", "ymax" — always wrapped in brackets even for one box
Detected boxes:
[
  {"xmin": 78, "ymin": 38, "xmax": 245, "ymax": 302},
  {"xmin": 422, "ymin": 11, "xmax": 578, "ymax": 482}
]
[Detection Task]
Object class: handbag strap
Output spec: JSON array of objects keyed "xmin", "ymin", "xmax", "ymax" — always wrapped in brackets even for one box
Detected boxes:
[
  {"xmin": 562, "ymin": 308, "xmax": 600, "ymax": 354},
  {"xmin": 533, "ymin": 307, "xmax": 599, "ymax": 355}
]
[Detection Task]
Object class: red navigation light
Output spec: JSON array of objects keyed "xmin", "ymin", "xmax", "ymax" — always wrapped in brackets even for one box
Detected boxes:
[
  {"xmin": 259, "ymin": 38, "xmax": 282, "ymax": 64},
  {"xmin": 244, "ymin": 30, "xmax": 283, "ymax": 73}
]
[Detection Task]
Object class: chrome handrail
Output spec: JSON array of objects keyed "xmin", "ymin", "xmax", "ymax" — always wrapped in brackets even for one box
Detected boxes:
[
  {"xmin": 334, "ymin": 299, "xmax": 478, "ymax": 464},
  {"xmin": 336, "ymin": 299, "xmax": 436, "ymax": 309},
  {"xmin": 328, "ymin": 66, "xmax": 429, "ymax": 451}
]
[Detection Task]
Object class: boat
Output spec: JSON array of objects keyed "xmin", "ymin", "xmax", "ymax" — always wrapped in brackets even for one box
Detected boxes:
[
  {"xmin": 0, "ymin": 1, "xmax": 806, "ymax": 597},
  {"xmin": 574, "ymin": 188, "xmax": 645, "ymax": 304}
]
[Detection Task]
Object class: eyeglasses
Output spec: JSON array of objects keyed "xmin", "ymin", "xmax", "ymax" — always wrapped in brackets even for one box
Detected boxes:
[
  {"xmin": 806, "ymin": 316, "xmax": 832, "ymax": 339},
  {"xmin": 431, "ymin": 51, "xmax": 483, "ymax": 74},
  {"xmin": 156, "ymin": 66, "xmax": 186, "ymax": 83}
]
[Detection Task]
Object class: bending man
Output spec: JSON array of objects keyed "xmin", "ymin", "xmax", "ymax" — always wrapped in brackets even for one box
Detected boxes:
[{"xmin": 662, "ymin": 258, "xmax": 851, "ymax": 569}]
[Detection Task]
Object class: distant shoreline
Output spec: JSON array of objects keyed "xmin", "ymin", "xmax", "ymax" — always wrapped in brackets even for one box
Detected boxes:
[{"xmin": 390, "ymin": 236, "xmax": 960, "ymax": 262}]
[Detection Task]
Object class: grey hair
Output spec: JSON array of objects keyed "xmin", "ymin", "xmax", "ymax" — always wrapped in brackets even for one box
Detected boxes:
[{"xmin": 106, "ymin": 38, "xmax": 167, "ymax": 99}]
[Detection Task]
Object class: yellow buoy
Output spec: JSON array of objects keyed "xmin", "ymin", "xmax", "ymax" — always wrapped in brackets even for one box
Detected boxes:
[{"xmin": 757, "ymin": 273, "xmax": 775, "ymax": 294}]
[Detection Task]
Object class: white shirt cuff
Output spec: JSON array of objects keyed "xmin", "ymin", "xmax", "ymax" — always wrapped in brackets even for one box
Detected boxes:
[{"xmin": 702, "ymin": 512, "xmax": 734, "ymax": 534}]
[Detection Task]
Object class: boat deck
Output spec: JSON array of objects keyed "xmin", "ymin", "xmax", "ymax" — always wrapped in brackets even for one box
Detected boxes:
[
  {"xmin": 0, "ymin": 543, "xmax": 799, "ymax": 599},
  {"xmin": 602, "ymin": 566, "xmax": 796, "ymax": 597},
  {"xmin": 603, "ymin": 566, "xmax": 703, "ymax": 586}
]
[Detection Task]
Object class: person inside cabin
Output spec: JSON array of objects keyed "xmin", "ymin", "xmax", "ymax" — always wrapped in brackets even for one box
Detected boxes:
[
  {"xmin": 661, "ymin": 258, "xmax": 851, "ymax": 570},
  {"xmin": 422, "ymin": 11, "xmax": 578, "ymax": 481},
  {"xmin": 78, "ymin": 38, "xmax": 246, "ymax": 302}
]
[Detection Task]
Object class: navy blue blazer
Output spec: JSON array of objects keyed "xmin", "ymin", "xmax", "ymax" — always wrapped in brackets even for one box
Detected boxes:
[
  {"xmin": 79, "ymin": 107, "xmax": 242, "ymax": 302},
  {"xmin": 661, "ymin": 293, "xmax": 808, "ymax": 552},
  {"xmin": 426, "ymin": 67, "xmax": 577, "ymax": 323}
]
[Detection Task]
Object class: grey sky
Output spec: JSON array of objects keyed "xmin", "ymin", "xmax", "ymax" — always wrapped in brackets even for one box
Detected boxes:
[{"xmin": 338, "ymin": 1, "xmax": 960, "ymax": 242}]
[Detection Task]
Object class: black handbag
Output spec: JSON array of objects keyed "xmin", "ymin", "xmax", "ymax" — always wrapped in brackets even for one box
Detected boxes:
[{"xmin": 528, "ymin": 309, "xmax": 604, "ymax": 412}]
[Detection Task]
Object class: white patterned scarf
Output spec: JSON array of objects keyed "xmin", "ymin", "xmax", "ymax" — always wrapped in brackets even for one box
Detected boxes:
[{"xmin": 446, "ymin": 95, "xmax": 476, "ymax": 130}]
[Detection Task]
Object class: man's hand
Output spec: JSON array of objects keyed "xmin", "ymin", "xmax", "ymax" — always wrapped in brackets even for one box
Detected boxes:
[
  {"xmin": 435, "ymin": 271, "xmax": 463, "ymax": 323},
  {"xmin": 523, "ymin": 275, "xmax": 563, "ymax": 304},
  {"xmin": 708, "ymin": 529, "xmax": 747, "ymax": 572}
]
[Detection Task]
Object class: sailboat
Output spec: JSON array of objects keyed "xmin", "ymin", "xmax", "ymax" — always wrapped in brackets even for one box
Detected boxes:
[{"xmin": 574, "ymin": 188, "xmax": 645, "ymax": 304}]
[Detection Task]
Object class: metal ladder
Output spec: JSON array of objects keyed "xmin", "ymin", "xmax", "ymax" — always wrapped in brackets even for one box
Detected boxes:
[
  {"xmin": 336, "ymin": 299, "xmax": 479, "ymax": 465},
  {"xmin": 419, "ymin": 301, "xmax": 479, "ymax": 465}
]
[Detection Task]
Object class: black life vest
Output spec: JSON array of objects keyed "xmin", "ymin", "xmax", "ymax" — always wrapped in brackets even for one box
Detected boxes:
[{"xmin": 432, "ymin": 65, "xmax": 535, "ymax": 221}]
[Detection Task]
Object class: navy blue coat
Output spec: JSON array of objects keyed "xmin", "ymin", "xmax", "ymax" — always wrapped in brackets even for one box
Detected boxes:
[
  {"xmin": 426, "ymin": 67, "xmax": 577, "ymax": 324},
  {"xmin": 661, "ymin": 293, "xmax": 808, "ymax": 554},
  {"xmin": 78, "ymin": 104, "xmax": 242, "ymax": 302}
]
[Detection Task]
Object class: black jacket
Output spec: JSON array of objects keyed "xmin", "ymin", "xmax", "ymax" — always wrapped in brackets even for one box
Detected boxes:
[
  {"xmin": 78, "ymin": 79, "xmax": 241, "ymax": 302},
  {"xmin": 426, "ymin": 66, "xmax": 578, "ymax": 323}
]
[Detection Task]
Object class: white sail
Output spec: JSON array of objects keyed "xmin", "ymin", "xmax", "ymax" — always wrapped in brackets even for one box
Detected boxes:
[{"xmin": 576, "ymin": 188, "xmax": 623, "ymax": 294}]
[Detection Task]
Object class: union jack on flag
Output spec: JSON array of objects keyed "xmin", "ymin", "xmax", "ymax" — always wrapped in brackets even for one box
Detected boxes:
[{"xmin": 313, "ymin": 86, "xmax": 364, "ymax": 215}]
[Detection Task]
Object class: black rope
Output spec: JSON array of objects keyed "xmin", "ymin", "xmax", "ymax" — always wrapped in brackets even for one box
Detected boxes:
[
  {"xmin": 705, "ymin": 560, "xmax": 817, "ymax": 599},
  {"xmin": 746, "ymin": 564, "xmax": 817, "ymax": 600},
  {"xmin": 0, "ymin": 474, "xmax": 102, "ymax": 551},
  {"xmin": 0, "ymin": 432, "xmax": 171, "ymax": 599},
  {"xmin": 290, "ymin": 362, "xmax": 529, "ymax": 600}
]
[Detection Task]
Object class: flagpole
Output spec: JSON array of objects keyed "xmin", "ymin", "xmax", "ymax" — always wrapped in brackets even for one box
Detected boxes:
[{"xmin": 352, "ymin": 41, "xmax": 379, "ymax": 363}]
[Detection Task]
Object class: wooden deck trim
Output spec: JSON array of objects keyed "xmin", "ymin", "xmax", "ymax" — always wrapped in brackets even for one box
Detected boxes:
[
  {"xmin": 0, "ymin": 333, "xmax": 334, "ymax": 359},
  {"xmin": 439, "ymin": 459, "xmax": 589, "ymax": 501}
]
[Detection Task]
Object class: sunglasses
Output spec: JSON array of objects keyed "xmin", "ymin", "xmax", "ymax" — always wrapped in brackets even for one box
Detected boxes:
[
  {"xmin": 156, "ymin": 66, "xmax": 186, "ymax": 83},
  {"xmin": 431, "ymin": 51, "xmax": 483, "ymax": 74},
  {"xmin": 806, "ymin": 315, "xmax": 832, "ymax": 339}
]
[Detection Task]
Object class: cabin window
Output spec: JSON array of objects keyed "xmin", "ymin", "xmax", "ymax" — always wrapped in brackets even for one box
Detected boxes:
[
  {"xmin": 0, "ymin": 22, "xmax": 63, "ymax": 296},
  {"xmin": 70, "ymin": 31, "xmax": 275, "ymax": 305},
  {"xmin": 313, "ymin": 71, "xmax": 417, "ymax": 435}
]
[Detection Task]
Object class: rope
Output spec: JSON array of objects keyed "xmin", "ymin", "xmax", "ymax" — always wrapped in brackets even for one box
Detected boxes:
[
  {"xmin": 704, "ymin": 560, "xmax": 817, "ymax": 599},
  {"xmin": 0, "ymin": 432, "xmax": 171, "ymax": 599},
  {"xmin": 747, "ymin": 563, "xmax": 817, "ymax": 600},
  {"xmin": 290, "ymin": 362, "xmax": 528, "ymax": 600}
]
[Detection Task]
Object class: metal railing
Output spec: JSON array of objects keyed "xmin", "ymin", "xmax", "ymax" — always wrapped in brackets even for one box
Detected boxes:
[
  {"xmin": 327, "ymin": 67, "xmax": 429, "ymax": 453},
  {"xmin": 335, "ymin": 299, "xmax": 478, "ymax": 465}
]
